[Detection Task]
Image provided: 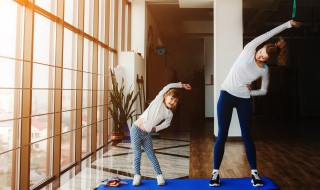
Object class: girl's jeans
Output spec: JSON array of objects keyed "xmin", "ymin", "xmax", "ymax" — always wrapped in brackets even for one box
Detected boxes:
[{"xmin": 130, "ymin": 125, "xmax": 162, "ymax": 175}]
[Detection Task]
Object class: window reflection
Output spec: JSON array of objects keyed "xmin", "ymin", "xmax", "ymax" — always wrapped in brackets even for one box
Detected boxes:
[
  {"xmin": 0, "ymin": 151, "xmax": 15, "ymax": 188},
  {"xmin": 84, "ymin": 0, "xmax": 94, "ymax": 36},
  {"xmin": 63, "ymin": 28, "xmax": 78, "ymax": 70},
  {"xmin": 0, "ymin": 119, "xmax": 20, "ymax": 165},
  {"xmin": 109, "ymin": 0, "xmax": 115, "ymax": 48},
  {"xmin": 97, "ymin": 106, "xmax": 104, "ymax": 122},
  {"xmin": 98, "ymin": 46, "xmax": 105, "ymax": 75},
  {"xmin": 62, "ymin": 111, "xmax": 76, "ymax": 133},
  {"xmin": 32, "ymin": 90, "xmax": 54, "ymax": 116},
  {"xmin": 64, "ymin": 0, "xmax": 78, "ymax": 27},
  {"xmin": 0, "ymin": 89, "xmax": 21, "ymax": 121},
  {"xmin": 30, "ymin": 138, "xmax": 53, "ymax": 187},
  {"xmin": 62, "ymin": 90, "xmax": 76, "ymax": 111},
  {"xmin": 31, "ymin": 114, "xmax": 53, "ymax": 143},
  {"xmin": 61, "ymin": 131, "xmax": 75, "ymax": 169},
  {"xmin": 0, "ymin": 59, "xmax": 22, "ymax": 89},
  {"xmin": 33, "ymin": 13, "xmax": 56, "ymax": 65},
  {"xmin": 0, "ymin": 1, "xmax": 23, "ymax": 59},
  {"xmin": 63, "ymin": 69, "xmax": 77, "ymax": 89},
  {"xmin": 83, "ymin": 38, "xmax": 93, "ymax": 73},
  {"xmin": 33, "ymin": 64, "xmax": 55, "ymax": 89},
  {"xmin": 82, "ymin": 109, "xmax": 92, "ymax": 157},
  {"xmin": 99, "ymin": 0, "xmax": 106, "ymax": 43}
]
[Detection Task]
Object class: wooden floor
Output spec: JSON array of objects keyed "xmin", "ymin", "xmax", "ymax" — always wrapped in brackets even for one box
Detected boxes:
[
  {"xmin": 189, "ymin": 117, "xmax": 320, "ymax": 190},
  {"xmin": 51, "ymin": 114, "xmax": 319, "ymax": 190}
]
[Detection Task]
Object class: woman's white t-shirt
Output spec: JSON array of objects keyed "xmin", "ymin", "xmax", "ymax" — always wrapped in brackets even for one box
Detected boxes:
[{"xmin": 221, "ymin": 21, "xmax": 292, "ymax": 98}]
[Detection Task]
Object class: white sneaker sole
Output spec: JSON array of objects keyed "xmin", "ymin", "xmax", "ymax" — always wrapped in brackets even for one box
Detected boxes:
[
  {"xmin": 251, "ymin": 179, "xmax": 264, "ymax": 187},
  {"xmin": 209, "ymin": 181, "xmax": 220, "ymax": 187},
  {"xmin": 133, "ymin": 176, "xmax": 141, "ymax": 186},
  {"xmin": 132, "ymin": 182, "xmax": 141, "ymax": 186},
  {"xmin": 157, "ymin": 175, "xmax": 165, "ymax": 185}
]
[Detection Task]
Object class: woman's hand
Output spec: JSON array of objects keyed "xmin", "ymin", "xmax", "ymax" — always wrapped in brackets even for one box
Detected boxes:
[
  {"xmin": 182, "ymin": 83, "xmax": 192, "ymax": 90},
  {"xmin": 246, "ymin": 84, "xmax": 251, "ymax": 92},
  {"xmin": 290, "ymin": 20, "xmax": 301, "ymax": 28}
]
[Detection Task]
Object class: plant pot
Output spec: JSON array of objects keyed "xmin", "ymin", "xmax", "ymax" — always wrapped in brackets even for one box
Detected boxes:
[
  {"xmin": 111, "ymin": 132, "xmax": 123, "ymax": 145},
  {"xmin": 111, "ymin": 132, "xmax": 123, "ymax": 140}
]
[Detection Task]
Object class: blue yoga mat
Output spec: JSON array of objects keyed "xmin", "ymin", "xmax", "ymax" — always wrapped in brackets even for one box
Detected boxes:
[{"xmin": 96, "ymin": 177, "xmax": 279, "ymax": 190}]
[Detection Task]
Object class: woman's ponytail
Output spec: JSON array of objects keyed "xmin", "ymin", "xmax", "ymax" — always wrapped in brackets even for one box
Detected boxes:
[
  {"xmin": 276, "ymin": 37, "xmax": 288, "ymax": 66},
  {"xmin": 265, "ymin": 37, "xmax": 288, "ymax": 66}
]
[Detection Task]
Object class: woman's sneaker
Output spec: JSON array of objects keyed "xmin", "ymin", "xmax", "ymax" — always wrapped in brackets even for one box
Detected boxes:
[
  {"xmin": 209, "ymin": 172, "xmax": 220, "ymax": 186},
  {"xmin": 157, "ymin": 174, "xmax": 165, "ymax": 186},
  {"xmin": 251, "ymin": 172, "xmax": 264, "ymax": 187},
  {"xmin": 132, "ymin": 175, "xmax": 141, "ymax": 186}
]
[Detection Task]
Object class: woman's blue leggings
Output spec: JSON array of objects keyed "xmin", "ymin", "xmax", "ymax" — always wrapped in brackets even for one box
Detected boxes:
[
  {"xmin": 130, "ymin": 125, "xmax": 162, "ymax": 175},
  {"xmin": 214, "ymin": 90, "xmax": 257, "ymax": 170}
]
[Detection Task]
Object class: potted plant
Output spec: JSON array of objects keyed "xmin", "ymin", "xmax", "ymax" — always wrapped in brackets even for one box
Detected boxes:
[{"xmin": 108, "ymin": 69, "xmax": 138, "ymax": 143}]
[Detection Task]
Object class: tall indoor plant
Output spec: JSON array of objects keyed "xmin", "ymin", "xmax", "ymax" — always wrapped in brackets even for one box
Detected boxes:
[{"xmin": 108, "ymin": 69, "xmax": 138, "ymax": 141}]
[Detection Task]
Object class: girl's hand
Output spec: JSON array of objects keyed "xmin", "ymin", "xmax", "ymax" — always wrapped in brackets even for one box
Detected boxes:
[
  {"xmin": 290, "ymin": 20, "xmax": 301, "ymax": 28},
  {"xmin": 246, "ymin": 84, "xmax": 251, "ymax": 91},
  {"xmin": 182, "ymin": 83, "xmax": 192, "ymax": 90}
]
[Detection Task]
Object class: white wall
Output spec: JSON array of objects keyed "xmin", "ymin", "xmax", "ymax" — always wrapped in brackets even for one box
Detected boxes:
[
  {"xmin": 118, "ymin": 52, "xmax": 146, "ymax": 123},
  {"xmin": 214, "ymin": 0, "xmax": 243, "ymax": 137},
  {"xmin": 131, "ymin": 0, "xmax": 146, "ymax": 58}
]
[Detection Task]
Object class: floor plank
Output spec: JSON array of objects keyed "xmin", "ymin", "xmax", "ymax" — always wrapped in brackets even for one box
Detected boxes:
[{"xmin": 189, "ymin": 118, "xmax": 320, "ymax": 190}]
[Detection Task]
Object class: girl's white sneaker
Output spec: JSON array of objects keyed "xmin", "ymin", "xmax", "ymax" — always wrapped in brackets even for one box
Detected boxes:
[
  {"xmin": 157, "ymin": 174, "xmax": 165, "ymax": 186},
  {"xmin": 132, "ymin": 175, "xmax": 141, "ymax": 186}
]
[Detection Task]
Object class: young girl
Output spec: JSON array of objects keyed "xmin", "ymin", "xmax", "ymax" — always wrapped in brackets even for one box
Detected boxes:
[
  {"xmin": 210, "ymin": 20, "xmax": 301, "ymax": 187},
  {"xmin": 130, "ymin": 82, "xmax": 191, "ymax": 186}
]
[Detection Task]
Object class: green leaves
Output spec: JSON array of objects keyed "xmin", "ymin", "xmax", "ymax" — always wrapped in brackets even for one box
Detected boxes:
[{"xmin": 108, "ymin": 69, "xmax": 139, "ymax": 134}]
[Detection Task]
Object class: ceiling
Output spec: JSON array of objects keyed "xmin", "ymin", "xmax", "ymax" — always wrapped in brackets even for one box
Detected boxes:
[
  {"xmin": 145, "ymin": 0, "xmax": 320, "ymax": 78},
  {"xmin": 147, "ymin": 0, "xmax": 320, "ymax": 42}
]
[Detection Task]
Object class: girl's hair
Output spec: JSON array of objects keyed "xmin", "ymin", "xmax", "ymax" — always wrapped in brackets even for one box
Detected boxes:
[
  {"xmin": 164, "ymin": 88, "xmax": 181, "ymax": 111},
  {"xmin": 166, "ymin": 88, "xmax": 181, "ymax": 99},
  {"xmin": 265, "ymin": 37, "xmax": 288, "ymax": 66}
]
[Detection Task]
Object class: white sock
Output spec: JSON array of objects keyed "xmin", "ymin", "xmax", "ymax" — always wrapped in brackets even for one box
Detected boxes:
[
  {"xmin": 212, "ymin": 169, "xmax": 219, "ymax": 174},
  {"xmin": 251, "ymin": 169, "xmax": 258, "ymax": 175}
]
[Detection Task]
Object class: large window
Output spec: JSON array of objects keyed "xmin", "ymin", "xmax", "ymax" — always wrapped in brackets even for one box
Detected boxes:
[
  {"xmin": 82, "ymin": 38, "xmax": 93, "ymax": 157},
  {"xmin": 0, "ymin": 1, "xmax": 23, "ymax": 189},
  {"xmin": 31, "ymin": 12, "xmax": 56, "ymax": 187},
  {"xmin": 61, "ymin": 28, "xmax": 78, "ymax": 169},
  {"xmin": 0, "ymin": 0, "xmax": 130, "ymax": 188}
]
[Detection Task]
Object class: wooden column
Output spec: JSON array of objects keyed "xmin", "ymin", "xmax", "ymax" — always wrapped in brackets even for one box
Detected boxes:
[
  {"xmin": 75, "ymin": 0, "xmax": 84, "ymax": 173},
  {"xmin": 91, "ymin": 0, "xmax": 99, "ymax": 155},
  {"xmin": 52, "ymin": 0, "xmax": 64, "ymax": 183},
  {"xmin": 19, "ymin": 0, "xmax": 34, "ymax": 188}
]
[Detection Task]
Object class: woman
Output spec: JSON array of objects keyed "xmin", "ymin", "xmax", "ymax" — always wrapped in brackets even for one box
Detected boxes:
[
  {"xmin": 131, "ymin": 82, "xmax": 191, "ymax": 186},
  {"xmin": 210, "ymin": 20, "xmax": 301, "ymax": 187}
]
